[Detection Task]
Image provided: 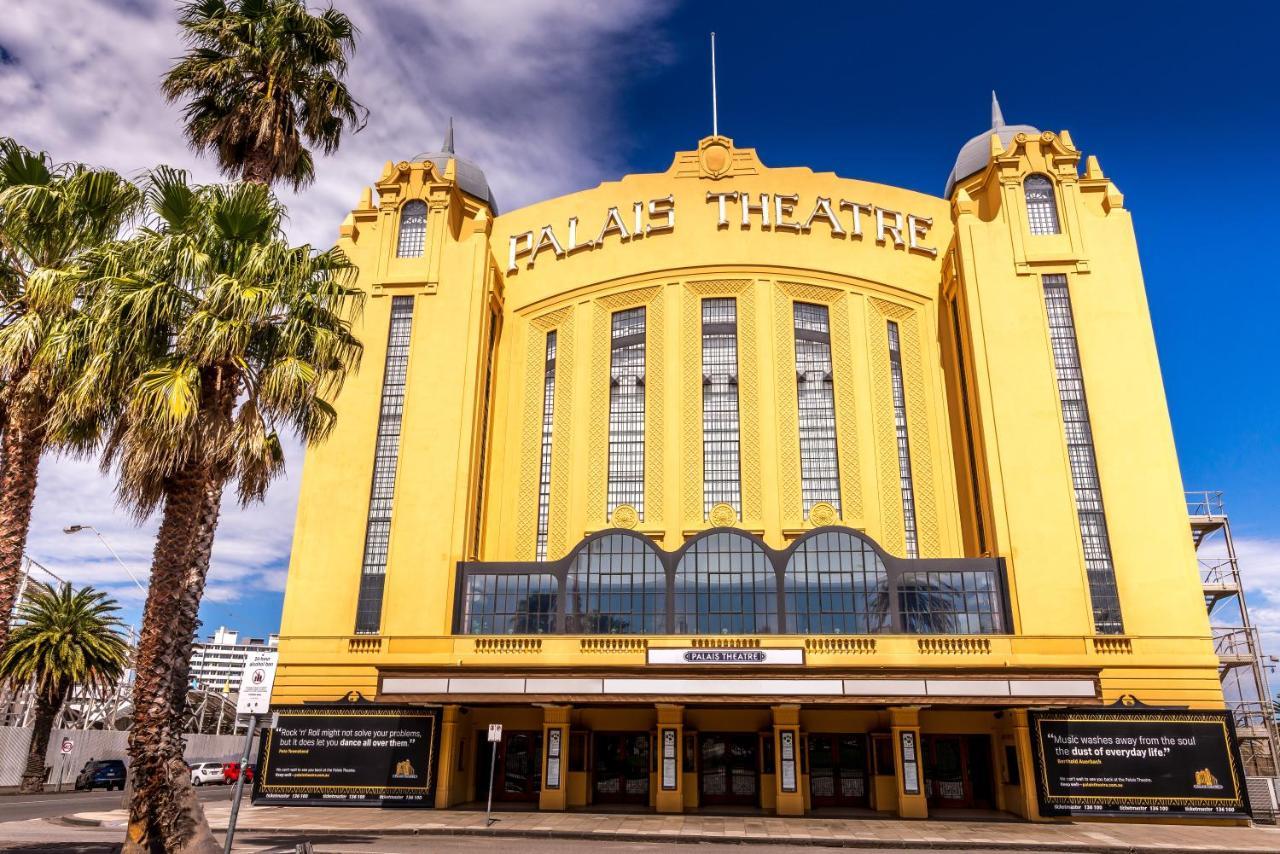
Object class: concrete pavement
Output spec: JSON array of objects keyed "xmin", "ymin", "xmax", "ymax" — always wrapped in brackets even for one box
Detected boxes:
[{"xmin": 62, "ymin": 801, "xmax": 1280, "ymax": 852}]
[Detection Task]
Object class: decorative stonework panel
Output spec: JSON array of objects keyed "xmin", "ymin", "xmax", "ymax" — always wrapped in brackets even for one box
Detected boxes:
[
  {"xmin": 586, "ymin": 287, "xmax": 662, "ymax": 526},
  {"xmin": 548, "ymin": 310, "xmax": 574, "ymax": 560},
  {"xmin": 775, "ymin": 281, "xmax": 862, "ymax": 526},
  {"xmin": 681, "ymin": 279, "xmax": 754, "ymax": 527},
  {"xmin": 868, "ymin": 298, "xmax": 939, "ymax": 558},
  {"xmin": 515, "ymin": 307, "xmax": 571, "ymax": 559}
]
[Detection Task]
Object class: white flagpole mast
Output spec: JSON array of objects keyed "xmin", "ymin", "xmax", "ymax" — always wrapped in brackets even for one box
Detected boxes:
[{"xmin": 710, "ymin": 32, "xmax": 719, "ymax": 137}]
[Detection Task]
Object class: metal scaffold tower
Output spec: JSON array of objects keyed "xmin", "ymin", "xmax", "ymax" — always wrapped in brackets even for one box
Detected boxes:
[{"xmin": 1187, "ymin": 491, "xmax": 1279, "ymax": 777}]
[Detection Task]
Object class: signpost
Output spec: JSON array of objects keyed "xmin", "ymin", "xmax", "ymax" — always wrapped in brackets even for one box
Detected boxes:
[
  {"xmin": 223, "ymin": 650, "xmax": 278, "ymax": 854},
  {"xmin": 56, "ymin": 738, "xmax": 74, "ymax": 792},
  {"xmin": 486, "ymin": 724, "xmax": 502, "ymax": 826}
]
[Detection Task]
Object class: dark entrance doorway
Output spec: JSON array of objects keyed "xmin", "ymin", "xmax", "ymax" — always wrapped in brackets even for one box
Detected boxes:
[
  {"xmin": 475, "ymin": 729, "xmax": 543, "ymax": 802},
  {"xmin": 807, "ymin": 733, "xmax": 870, "ymax": 808},
  {"xmin": 593, "ymin": 732, "xmax": 650, "ymax": 804},
  {"xmin": 922, "ymin": 734, "xmax": 994, "ymax": 809},
  {"xmin": 699, "ymin": 733, "xmax": 758, "ymax": 806}
]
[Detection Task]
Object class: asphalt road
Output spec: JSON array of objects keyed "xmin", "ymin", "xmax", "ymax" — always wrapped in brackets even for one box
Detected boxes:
[{"xmin": 0, "ymin": 784, "xmax": 232, "ymax": 823}]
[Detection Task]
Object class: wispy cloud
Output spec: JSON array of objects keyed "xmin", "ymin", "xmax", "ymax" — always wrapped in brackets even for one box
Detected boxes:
[{"xmin": 2, "ymin": 0, "xmax": 676, "ymax": 633}]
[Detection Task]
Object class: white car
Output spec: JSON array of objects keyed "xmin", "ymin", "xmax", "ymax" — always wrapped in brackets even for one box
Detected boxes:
[{"xmin": 189, "ymin": 762, "xmax": 225, "ymax": 786}]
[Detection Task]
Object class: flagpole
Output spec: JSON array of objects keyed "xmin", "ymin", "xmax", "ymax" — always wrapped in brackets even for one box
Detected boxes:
[{"xmin": 711, "ymin": 32, "xmax": 721, "ymax": 138}]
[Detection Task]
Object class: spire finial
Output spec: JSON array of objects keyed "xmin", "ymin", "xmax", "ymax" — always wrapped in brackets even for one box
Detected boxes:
[
  {"xmin": 991, "ymin": 90, "xmax": 1006, "ymax": 130},
  {"xmin": 442, "ymin": 117, "xmax": 455, "ymax": 154}
]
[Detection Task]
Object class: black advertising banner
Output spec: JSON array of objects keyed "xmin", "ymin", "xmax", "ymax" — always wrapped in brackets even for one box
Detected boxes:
[
  {"xmin": 251, "ymin": 704, "xmax": 440, "ymax": 807},
  {"xmin": 1028, "ymin": 709, "xmax": 1250, "ymax": 818}
]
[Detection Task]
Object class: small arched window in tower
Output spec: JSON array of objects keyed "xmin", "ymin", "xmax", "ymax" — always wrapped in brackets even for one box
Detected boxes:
[
  {"xmin": 396, "ymin": 200, "xmax": 428, "ymax": 257},
  {"xmin": 1024, "ymin": 175, "xmax": 1060, "ymax": 235}
]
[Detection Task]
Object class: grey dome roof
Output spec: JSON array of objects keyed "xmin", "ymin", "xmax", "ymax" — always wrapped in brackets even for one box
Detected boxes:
[
  {"xmin": 944, "ymin": 93, "xmax": 1039, "ymax": 198},
  {"xmin": 411, "ymin": 120, "xmax": 498, "ymax": 213}
]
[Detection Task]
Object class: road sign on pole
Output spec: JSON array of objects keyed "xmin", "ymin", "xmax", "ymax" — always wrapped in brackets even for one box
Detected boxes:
[
  {"xmin": 225, "ymin": 650, "xmax": 277, "ymax": 854},
  {"xmin": 59, "ymin": 737, "xmax": 74, "ymax": 754},
  {"xmin": 235, "ymin": 650, "xmax": 279, "ymax": 716},
  {"xmin": 486, "ymin": 724, "xmax": 502, "ymax": 826}
]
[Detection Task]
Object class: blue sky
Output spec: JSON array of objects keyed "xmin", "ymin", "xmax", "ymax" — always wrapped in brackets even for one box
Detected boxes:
[{"xmin": 3, "ymin": 1, "xmax": 1278, "ymax": 657}]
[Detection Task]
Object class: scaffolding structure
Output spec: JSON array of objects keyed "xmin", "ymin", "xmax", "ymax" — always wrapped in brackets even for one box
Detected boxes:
[{"xmin": 1187, "ymin": 490, "xmax": 1279, "ymax": 777}]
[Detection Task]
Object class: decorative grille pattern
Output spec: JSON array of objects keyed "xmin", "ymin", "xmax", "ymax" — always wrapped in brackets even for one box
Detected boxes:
[
  {"xmin": 701, "ymin": 298, "xmax": 741, "ymax": 516},
  {"xmin": 461, "ymin": 573, "xmax": 559, "ymax": 634},
  {"xmin": 396, "ymin": 200, "xmax": 428, "ymax": 257},
  {"xmin": 607, "ymin": 307, "xmax": 646, "ymax": 518},
  {"xmin": 1024, "ymin": 175, "xmax": 1061, "ymax": 235},
  {"xmin": 565, "ymin": 534, "xmax": 664, "ymax": 633},
  {"xmin": 1042, "ymin": 274, "xmax": 1124, "ymax": 634},
  {"xmin": 354, "ymin": 295, "xmax": 414, "ymax": 634},
  {"xmin": 784, "ymin": 530, "xmax": 889, "ymax": 633},
  {"xmin": 535, "ymin": 331, "xmax": 557, "ymax": 561},
  {"xmin": 673, "ymin": 531, "xmax": 778, "ymax": 634},
  {"xmin": 887, "ymin": 321, "xmax": 919, "ymax": 559},
  {"xmin": 794, "ymin": 302, "xmax": 841, "ymax": 515}
]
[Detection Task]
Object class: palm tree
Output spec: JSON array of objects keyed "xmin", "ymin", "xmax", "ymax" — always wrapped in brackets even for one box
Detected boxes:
[
  {"xmin": 65, "ymin": 168, "xmax": 362, "ymax": 854},
  {"xmin": 0, "ymin": 138, "xmax": 140, "ymax": 650},
  {"xmin": 162, "ymin": 0, "xmax": 368, "ymax": 188},
  {"xmin": 0, "ymin": 582, "xmax": 129, "ymax": 794}
]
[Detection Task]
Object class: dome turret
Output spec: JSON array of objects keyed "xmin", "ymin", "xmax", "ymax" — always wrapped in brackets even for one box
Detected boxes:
[
  {"xmin": 411, "ymin": 119, "xmax": 498, "ymax": 212},
  {"xmin": 944, "ymin": 92, "xmax": 1039, "ymax": 198}
]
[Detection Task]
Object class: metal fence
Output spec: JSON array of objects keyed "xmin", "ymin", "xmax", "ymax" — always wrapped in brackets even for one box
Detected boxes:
[{"xmin": 0, "ymin": 726, "xmax": 243, "ymax": 789}]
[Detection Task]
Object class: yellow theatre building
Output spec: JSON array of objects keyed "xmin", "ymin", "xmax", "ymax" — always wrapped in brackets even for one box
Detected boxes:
[{"xmin": 272, "ymin": 101, "xmax": 1241, "ymax": 821}]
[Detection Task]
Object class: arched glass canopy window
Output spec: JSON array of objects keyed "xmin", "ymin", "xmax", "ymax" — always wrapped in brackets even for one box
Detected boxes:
[
  {"xmin": 1023, "ymin": 175, "xmax": 1060, "ymax": 235},
  {"xmin": 674, "ymin": 531, "xmax": 777, "ymax": 634},
  {"xmin": 396, "ymin": 200, "xmax": 428, "ymax": 257},
  {"xmin": 784, "ymin": 530, "xmax": 890, "ymax": 634},
  {"xmin": 564, "ymin": 533, "xmax": 664, "ymax": 634}
]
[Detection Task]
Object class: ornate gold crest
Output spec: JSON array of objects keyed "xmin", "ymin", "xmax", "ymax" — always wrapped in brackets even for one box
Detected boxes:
[
  {"xmin": 709, "ymin": 503, "xmax": 737, "ymax": 527},
  {"xmin": 610, "ymin": 505, "xmax": 639, "ymax": 530},
  {"xmin": 698, "ymin": 136, "xmax": 733, "ymax": 179},
  {"xmin": 807, "ymin": 502, "xmax": 838, "ymax": 527}
]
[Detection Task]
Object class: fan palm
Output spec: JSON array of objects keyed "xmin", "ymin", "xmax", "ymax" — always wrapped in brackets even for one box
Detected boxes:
[
  {"xmin": 62, "ymin": 168, "xmax": 362, "ymax": 854},
  {"xmin": 163, "ymin": 0, "xmax": 368, "ymax": 189},
  {"xmin": 0, "ymin": 582, "xmax": 129, "ymax": 794},
  {"xmin": 0, "ymin": 138, "xmax": 140, "ymax": 651}
]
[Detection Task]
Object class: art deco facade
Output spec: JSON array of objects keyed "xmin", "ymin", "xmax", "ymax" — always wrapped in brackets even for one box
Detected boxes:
[{"xmin": 274, "ymin": 105, "xmax": 1223, "ymax": 819}]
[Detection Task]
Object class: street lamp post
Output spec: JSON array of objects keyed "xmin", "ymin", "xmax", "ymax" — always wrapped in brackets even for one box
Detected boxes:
[{"xmin": 63, "ymin": 525, "xmax": 148, "ymax": 594}]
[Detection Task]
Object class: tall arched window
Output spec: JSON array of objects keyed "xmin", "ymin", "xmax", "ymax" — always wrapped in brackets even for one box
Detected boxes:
[
  {"xmin": 396, "ymin": 200, "xmax": 428, "ymax": 257},
  {"xmin": 784, "ymin": 530, "xmax": 889, "ymax": 634},
  {"xmin": 1024, "ymin": 175, "xmax": 1060, "ymax": 235},
  {"xmin": 564, "ymin": 533, "xmax": 664, "ymax": 634},
  {"xmin": 674, "ymin": 531, "xmax": 776, "ymax": 634}
]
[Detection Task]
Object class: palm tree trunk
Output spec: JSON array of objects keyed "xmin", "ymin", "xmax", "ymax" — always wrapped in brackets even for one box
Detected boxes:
[
  {"xmin": 0, "ymin": 393, "xmax": 47, "ymax": 650},
  {"xmin": 123, "ymin": 463, "xmax": 224, "ymax": 854},
  {"xmin": 241, "ymin": 149, "xmax": 273, "ymax": 185},
  {"xmin": 19, "ymin": 685, "xmax": 66, "ymax": 794}
]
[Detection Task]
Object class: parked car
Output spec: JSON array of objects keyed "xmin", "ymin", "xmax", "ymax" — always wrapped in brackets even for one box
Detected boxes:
[
  {"xmin": 223, "ymin": 761, "xmax": 255, "ymax": 784},
  {"xmin": 74, "ymin": 759, "xmax": 127, "ymax": 791},
  {"xmin": 189, "ymin": 762, "xmax": 225, "ymax": 786}
]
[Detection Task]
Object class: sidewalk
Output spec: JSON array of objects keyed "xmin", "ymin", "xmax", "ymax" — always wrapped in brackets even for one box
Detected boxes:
[{"xmin": 64, "ymin": 803, "xmax": 1280, "ymax": 852}]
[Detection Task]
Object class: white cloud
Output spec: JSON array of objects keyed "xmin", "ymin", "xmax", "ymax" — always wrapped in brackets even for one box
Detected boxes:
[{"xmin": 3, "ymin": 0, "xmax": 675, "ymax": 633}]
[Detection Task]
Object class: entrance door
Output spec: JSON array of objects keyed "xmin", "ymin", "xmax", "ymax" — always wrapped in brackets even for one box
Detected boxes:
[
  {"xmin": 808, "ymin": 734, "xmax": 870, "ymax": 808},
  {"xmin": 923, "ymin": 734, "xmax": 993, "ymax": 809},
  {"xmin": 593, "ymin": 733, "xmax": 650, "ymax": 804},
  {"xmin": 475, "ymin": 730, "xmax": 543, "ymax": 802},
  {"xmin": 699, "ymin": 733, "xmax": 758, "ymax": 806}
]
